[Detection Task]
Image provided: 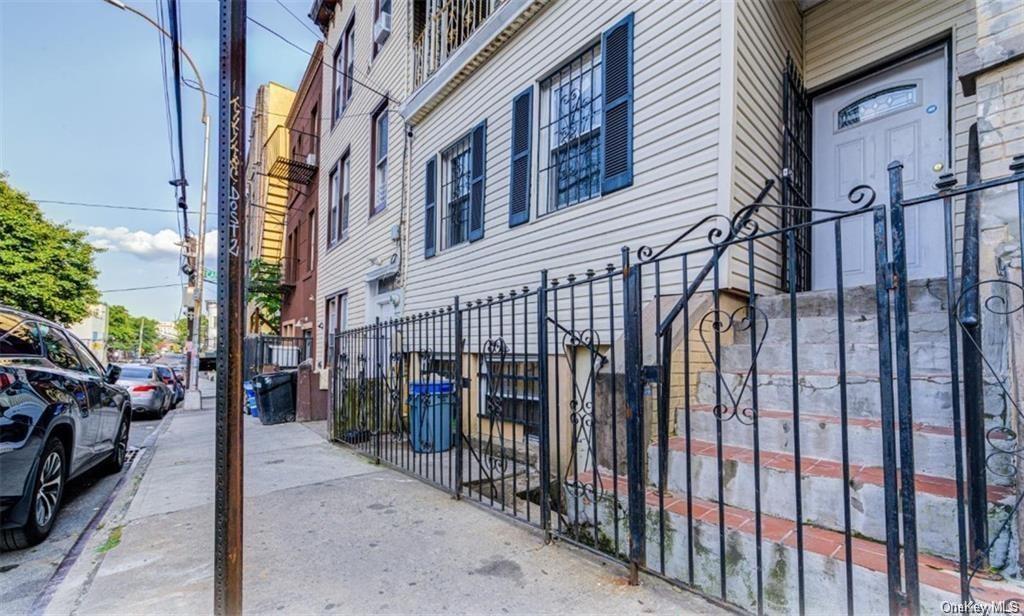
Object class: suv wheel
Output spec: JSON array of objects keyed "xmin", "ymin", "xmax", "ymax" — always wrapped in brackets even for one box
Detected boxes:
[
  {"xmin": 105, "ymin": 415, "xmax": 129, "ymax": 473},
  {"xmin": 1, "ymin": 438, "xmax": 66, "ymax": 550}
]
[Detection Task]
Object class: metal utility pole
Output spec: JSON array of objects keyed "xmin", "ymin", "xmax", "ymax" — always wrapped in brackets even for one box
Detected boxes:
[
  {"xmin": 101, "ymin": 0, "xmax": 211, "ymax": 397},
  {"xmin": 216, "ymin": 0, "xmax": 245, "ymax": 613},
  {"xmin": 188, "ymin": 118, "xmax": 211, "ymax": 395}
]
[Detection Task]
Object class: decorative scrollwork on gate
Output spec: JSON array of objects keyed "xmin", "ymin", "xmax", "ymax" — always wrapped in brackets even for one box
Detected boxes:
[
  {"xmin": 355, "ymin": 353, "xmax": 370, "ymax": 432},
  {"xmin": 383, "ymin": 351, "xmax": 406, "ymax": 440},
  {"xmin": 955, "ymin": 279, "xmax": 1024, "ymax": 479},
  {"xmin": 559, "ymin": 328, "xmax": 623, "ymax": 526},
  {"xmin": 699, "ymin": 305, "xmax": 769, "ymax": 425},
  {"xmin": 636, "ymin": 181, "xmax": 877, "ymax": 264},
  {"xmin": 482, "ymin": 338, "xmax": 510, "ymax": 474}
]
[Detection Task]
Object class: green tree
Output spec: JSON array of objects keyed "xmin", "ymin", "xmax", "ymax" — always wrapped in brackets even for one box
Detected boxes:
[
  {"xmin": 174, "ymin": 314, "xmax": 208, "ymax": 348},
  {"xmin": 136, "ymin": 317, "xmax": 159, "ymax": 355},
  {"xmin": 0, "ymin": 177, "xmax": 101, "ymax": 323},
  {"xmin": 247, "ymin": 258, "xmax": 283, "ymax": 331},
  {"xmin": 107, "ymin": 305, "xmax": 160, "ymax": 356},
  {"xmin": 107, "ymin": 305, "xmax": 137, "ymax": 352}
]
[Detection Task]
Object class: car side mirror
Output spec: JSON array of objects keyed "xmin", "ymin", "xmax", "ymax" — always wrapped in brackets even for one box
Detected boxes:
[{"xmin": 104, "ymin": 364, "xmax": 121, "ymax": 384}]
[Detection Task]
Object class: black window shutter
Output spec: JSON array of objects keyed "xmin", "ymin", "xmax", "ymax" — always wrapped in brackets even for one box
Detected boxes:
[
  {"xmin": 468, "ymin": 121, "xmax": 487, "ymax": 242},
  {"xmin": 424, "ymin": 157, "xmax": 437, "ymax": 258},
  {"xmin": 508, "ymin": 87, "xmax": 532, "ymax": 228},
  {"xmin": 601, "ymin": 13, "xmax": 634, "ymax": 194}
]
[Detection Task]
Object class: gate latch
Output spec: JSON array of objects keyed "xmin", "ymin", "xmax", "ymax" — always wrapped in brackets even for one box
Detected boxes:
[{"xmin": 642, "ymin": 365, "xmax": 660, "ymax": 383}]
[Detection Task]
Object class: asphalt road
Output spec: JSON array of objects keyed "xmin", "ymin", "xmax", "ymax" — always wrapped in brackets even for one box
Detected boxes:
[{"xmin": 0, "ymin": 413, "xmax": 166, "ymax": 615}]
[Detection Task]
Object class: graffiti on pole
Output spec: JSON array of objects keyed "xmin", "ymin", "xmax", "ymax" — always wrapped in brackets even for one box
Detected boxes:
[{"xmin": 228, "ymin": 96, "xmax": 242, "ymax": 257}]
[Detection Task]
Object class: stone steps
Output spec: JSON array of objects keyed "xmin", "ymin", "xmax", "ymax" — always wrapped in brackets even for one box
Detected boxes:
[
  {"xmin": 719, "ymin": 339, "xmax": 952, "ymax": 373},
  {"xmin": 677, "ymin": 405, "xmax": 1014, "ymax": 483},
  {"xmin": 647, "ymin": 437, "xmax": 1013, "ymax": 562},
  {"xmin": 694, "ymin": 370, "xmax": 1004, "ymax": 427},
  {"xmin": 751, "ymin": 278, "xmax": 949, "ymax": 319},
  {"xmin": 730, "ymin": 311, "xmax": 951, "ymax": 347},
  {"xmin": 567, "ymin": 470, "xmax": 1021, "ymax": 615}
]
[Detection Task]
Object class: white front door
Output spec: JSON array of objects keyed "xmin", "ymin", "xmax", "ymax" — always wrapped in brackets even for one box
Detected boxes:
[{"xmin": 811, "ymin": 48, "xmax": 949, "ymax": 289}]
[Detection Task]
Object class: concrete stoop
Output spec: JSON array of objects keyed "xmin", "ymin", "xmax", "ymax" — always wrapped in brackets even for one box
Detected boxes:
[
  {"xmin": 680, "ymin": 404, "xmax": 1015, "ymax": 484},
  {"xmin": 567, "ymin": 471, "xmax": 1021, "ymax": 615},
  {"xmin": 557, "ymin": 278, "xmax": 1022, "ymax": 612},
  {"xmin": 648, "ymin": 438, "xmax": 1013, "ymax": 562}
]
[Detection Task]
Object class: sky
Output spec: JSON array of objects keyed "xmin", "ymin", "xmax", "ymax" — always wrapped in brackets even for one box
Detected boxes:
[{"xmin": 0, "ymin": 0, "xmax": 323, "ymax": 322}]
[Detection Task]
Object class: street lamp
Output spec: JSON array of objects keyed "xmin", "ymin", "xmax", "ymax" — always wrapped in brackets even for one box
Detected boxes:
[{"xmin": 102, "ymin": 0, "xmax": 211, "ymax": 404}]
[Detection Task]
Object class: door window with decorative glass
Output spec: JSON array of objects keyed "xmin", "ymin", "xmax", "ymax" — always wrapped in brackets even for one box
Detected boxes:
[{"xmin": 538, "ymin": 42, "xmax": 602, "ymax": 214}]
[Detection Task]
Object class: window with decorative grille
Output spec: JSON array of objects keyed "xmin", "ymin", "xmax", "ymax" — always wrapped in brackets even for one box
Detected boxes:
[
  {"xmin": 440, "ymin": 133, "xmax": 473, "ymax": 250},
  {"xmin": 538, "ymin": 42, "xmax": 603, "ymax": 214}
]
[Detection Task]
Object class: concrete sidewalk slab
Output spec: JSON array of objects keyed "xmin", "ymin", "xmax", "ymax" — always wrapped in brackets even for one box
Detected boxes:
[{"xmin": 46, "ymin": 412, "xmax": 721, "ymax": 615}]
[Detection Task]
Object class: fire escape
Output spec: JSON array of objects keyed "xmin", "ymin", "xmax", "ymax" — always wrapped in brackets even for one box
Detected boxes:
[{"xmin": 264, "ymin": 124, "xmax": 318, "ymax": 292}]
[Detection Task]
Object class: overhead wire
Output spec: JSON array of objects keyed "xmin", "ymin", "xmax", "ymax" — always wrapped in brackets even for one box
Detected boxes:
[
  {"xmin": 246, "ymin": 15, "xmax": 399, "ymax": 108},
  {"xmin": 182, "ymin": 78, "xmax": 400, "ymax": 121},
  {"xmin": 35, "ymin": 197, "xmax": 274, "ymax": 216},
  {"xmin": 155, "ymin": 0, "xmax": 177, "ymax": 182},
  {"xmin": 102, "ymin": 283, "xmax": 183, "ymax": 293},
  {"xmin": 167, "ymin": 0, "xmax": 189, "ymax": 229},
  {"xmin": 274, "ymin": 0, "xmax": 323, "ymax": 40}
]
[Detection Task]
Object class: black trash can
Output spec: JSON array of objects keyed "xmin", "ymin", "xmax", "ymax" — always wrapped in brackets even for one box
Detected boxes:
[{"xmin": 252, "ymin": 370, "xmax": 297, "ymax": 425}]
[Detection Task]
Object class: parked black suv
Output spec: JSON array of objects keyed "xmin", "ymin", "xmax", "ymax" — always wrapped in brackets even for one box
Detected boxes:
[{"xmin": 0, "ymin": 306, "xmax": 131, "ymax": 549}]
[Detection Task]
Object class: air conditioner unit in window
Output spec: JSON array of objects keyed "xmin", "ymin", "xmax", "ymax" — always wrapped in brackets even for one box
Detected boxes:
[
  {"xmin": 373, "ymin": 12, "xmax": 391, "ymax": 46},
  {"xmin": 305, "ymin": 153, "xmax": 317, "ymax": 166}
]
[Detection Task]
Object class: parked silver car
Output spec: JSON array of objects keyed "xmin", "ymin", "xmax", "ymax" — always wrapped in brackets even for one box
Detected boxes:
[{"xmin": 116, "ymin": 365, "xmax": 171, "ymax": 416}]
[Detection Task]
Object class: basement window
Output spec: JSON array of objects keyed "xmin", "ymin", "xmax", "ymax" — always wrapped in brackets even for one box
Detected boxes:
[{"xmin": 478, "ymin": 357, "xmax": 540, "ymax": 436}]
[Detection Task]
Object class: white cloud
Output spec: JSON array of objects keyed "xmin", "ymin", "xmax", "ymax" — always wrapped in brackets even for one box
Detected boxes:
[{"xmin": 85, "ymin": 226, "xmax": 218, "ymax": 261}]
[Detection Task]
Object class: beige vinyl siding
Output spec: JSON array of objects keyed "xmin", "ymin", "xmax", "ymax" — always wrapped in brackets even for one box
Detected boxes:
[
  {"xmin": 804, "ymin": 0, "xmax": 977, "ymax": 269},
  {"xmin": 728, "ymin": 0, "xmax": 803, "ymax": 293},
  {"xmin": 315, "ymin": 0, "xmax": 411, "ymax": 372},
  {"xmin": 404, "ymin": 0, "xmax": 724, "ymax": 316}
]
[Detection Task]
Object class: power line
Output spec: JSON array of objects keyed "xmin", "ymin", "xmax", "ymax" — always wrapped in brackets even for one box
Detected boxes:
[
  {"xmin": 274, "ymin": 0, "xmax": 322, "ymax": 41},
  {"xmin": 246, "ymin": 15, "xmax": 398, "ymax": 108},
  {"xmin": 182, "ymin": 78, "xmax": 399, "ymax": 122},
  {"xmin": 102, "ymin": 283, "xmax": 183, "ymax": 293},
  {"xmin": 35, "ymin": 197, "xmax": 277, "ymax": 216},
  {"xmin": 155, "ymin": 0, "xmax": 177, "ymax": 181},
  {"xmin": 36, "ymin": 199, "xmax": 217, "ymax": 217},
  {"xmin": 167, "ymin": 0, "xmax": 191, "ymax": 239}
]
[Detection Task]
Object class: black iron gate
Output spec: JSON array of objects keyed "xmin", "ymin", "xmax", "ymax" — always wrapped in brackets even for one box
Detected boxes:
[{"xmin": 329, "ymin": 154, "xmax": 1024, "ymax": 615}]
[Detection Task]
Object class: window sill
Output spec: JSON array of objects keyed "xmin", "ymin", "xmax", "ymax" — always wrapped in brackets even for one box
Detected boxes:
[
  {"xmin": 325, "ymin": 234, "xmax": 350, "ymax": 253},
  {"xmin": 534, "ymin": 192, "xmax": 603, "ymax": 223},
  {"xmin": 368, "ymin": 205, "xmax": 387, "ymax": 221}
]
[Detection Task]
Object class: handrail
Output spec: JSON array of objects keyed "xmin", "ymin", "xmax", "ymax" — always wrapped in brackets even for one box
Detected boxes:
[{"xmin": 647, "ymin": 180, "xmax": 772, "ymax": 337}]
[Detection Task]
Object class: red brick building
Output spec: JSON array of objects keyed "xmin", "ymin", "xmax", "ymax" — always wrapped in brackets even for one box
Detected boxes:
[{"xmin": 276, "ymin": 42, "xmax": 325, "ymax": 418}]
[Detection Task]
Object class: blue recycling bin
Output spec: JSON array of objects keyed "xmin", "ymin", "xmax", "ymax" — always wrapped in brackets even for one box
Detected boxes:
[
  {"xmin": 409, "ymin": 381, "xmax": 454, "ymax": 453},
  {"xmin": 243, "ymin": 381, "xmax": 259, "ymax": 417}
]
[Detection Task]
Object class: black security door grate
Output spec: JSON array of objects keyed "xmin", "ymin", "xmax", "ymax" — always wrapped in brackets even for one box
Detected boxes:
[{"xmin": 782, "ymin": 56, "xmax": 813, "ymax": 292}]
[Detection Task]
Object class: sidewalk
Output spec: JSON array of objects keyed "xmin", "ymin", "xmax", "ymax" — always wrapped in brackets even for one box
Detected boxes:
[{"xmin": 45, "ymin": 407, "xmax": 719, "ymax": 615}]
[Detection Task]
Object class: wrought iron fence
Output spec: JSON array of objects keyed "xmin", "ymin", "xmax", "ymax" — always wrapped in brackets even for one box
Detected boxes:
[
  {"xmin": 327, "ymin": 150, "xmax": 1024, "ymax": 615},
  {"xmin": 244, "ymin": 335, "xmax": 312, "ymax": 381}
]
